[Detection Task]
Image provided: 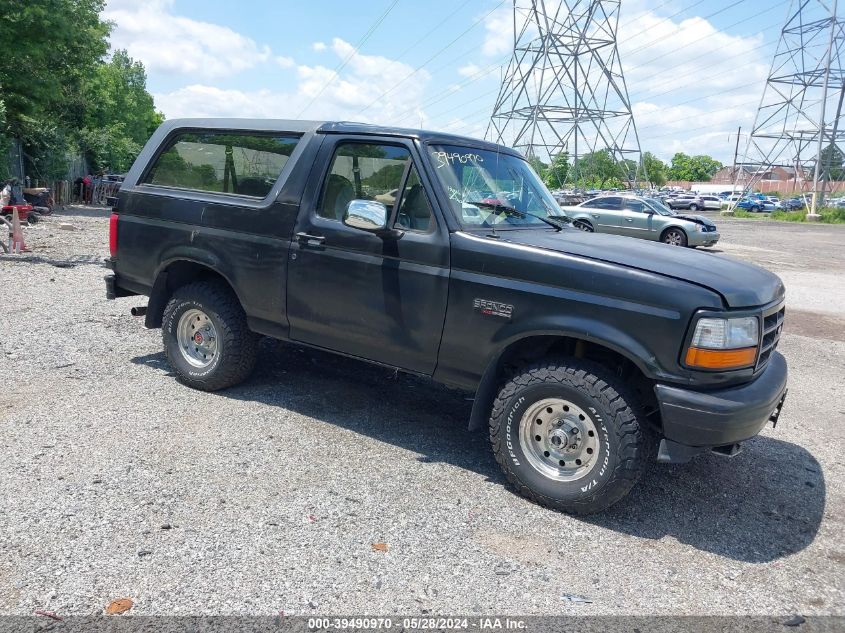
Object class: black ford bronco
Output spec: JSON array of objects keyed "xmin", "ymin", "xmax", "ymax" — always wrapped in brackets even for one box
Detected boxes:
[{"xmin": 105, "ymin": 119, "xmax": 788, "ymax": 514}]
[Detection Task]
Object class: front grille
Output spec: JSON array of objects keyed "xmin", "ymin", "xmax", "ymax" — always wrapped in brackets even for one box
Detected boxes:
[{"xmin": 757, "ymin": 304, "xmax": 785, "ymax": 370}]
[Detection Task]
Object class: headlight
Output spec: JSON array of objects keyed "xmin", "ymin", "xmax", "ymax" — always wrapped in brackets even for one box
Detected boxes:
[
  {"xmin": 685, "ymin": 317, "xmax": 759, "ymax": 369},
  {"xmin": 694, "ymin": 224, "xmax": 704, "ymax": 232}
]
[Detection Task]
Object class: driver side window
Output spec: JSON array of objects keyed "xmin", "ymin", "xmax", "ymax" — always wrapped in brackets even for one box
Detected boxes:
[{"xmin": 318, "ymin": 142, "xmax": 411, "ymax": 221}]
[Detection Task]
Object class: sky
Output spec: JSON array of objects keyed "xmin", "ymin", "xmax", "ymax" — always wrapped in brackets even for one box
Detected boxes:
[{"xmin": 102, "ymin": 0, "xmax": 792, "ymax": 165}]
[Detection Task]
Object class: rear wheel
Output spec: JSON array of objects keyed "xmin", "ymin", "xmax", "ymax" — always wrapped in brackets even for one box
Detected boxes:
[
  {"xmin": 573, "ymin": 219, "xmax": 594, "ymax": 232},
  {"xmin": 661, "ymin": 227, "xmax": 687, "ymax": 247},
  {"xmin": 689, "ymin": 204, "xmax": 699, "ymax": 211},
  {"xmin": 162, "ymin": 281, "xmax": 257, "ymax": 391},
  {"xmin": 489, "ymin": 358, "xmax": 647, "ymax": 514}
]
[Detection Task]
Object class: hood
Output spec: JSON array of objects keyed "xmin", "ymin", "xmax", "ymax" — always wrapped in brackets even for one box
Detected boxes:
[
  {"xmin": 673, "ymin": 213, "xmax": 715, "ymax": 227},
  {"xmin": 491, "ymin": 229, "xmax": 785, "ymax": 308}
]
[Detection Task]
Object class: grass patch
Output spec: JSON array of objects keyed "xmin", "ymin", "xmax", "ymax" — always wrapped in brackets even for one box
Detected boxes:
[
  {"xmin": 728, "ymin": 209, "xmax": 764, "ymax": 219},
  {"xmin": 770, "ymin": 210, "xmax": 806, "ymax": 222},
  {"xmin": 820, "ymin": 207, "xmax": 845, "ymax": 223},
  {"xmin": 724, "ymin": 206, "xmax": 845, "ymax": 223}
]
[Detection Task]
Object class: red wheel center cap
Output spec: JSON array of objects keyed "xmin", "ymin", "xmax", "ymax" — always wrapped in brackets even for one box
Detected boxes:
[{"xmin": 194, "ymin": 332, "xmax": 204, "ymax": 344}]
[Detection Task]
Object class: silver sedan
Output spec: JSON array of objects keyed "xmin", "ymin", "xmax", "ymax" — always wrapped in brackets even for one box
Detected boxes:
[{"xmin": 561, "ymin": 195, "xmax": 720, "ymax": 248}]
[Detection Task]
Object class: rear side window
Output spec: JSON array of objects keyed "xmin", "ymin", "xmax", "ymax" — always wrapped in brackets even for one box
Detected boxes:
[
  {"xmin": 587, "ymin": 196, "xmax": 621, "ymax": 210},
  {"xmin": 622, "ymin": 199, "xmax": 645, "ymax": 212},
  {"xmin": 143, "ymin": 131, "xmax": 301, "ymax": 198}
]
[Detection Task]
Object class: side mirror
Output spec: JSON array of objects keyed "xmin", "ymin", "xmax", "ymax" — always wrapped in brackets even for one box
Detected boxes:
[{"xmin": 343, "ymin": 199, "xmax": 388, "ymax": 232}]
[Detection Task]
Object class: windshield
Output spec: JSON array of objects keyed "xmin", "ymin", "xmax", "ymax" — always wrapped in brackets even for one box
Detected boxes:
[
  {"xmin": 426, "ymin": 144, "xmax": 563, "ymax": 229},
  {"xmin": 644, "ymin": 198, "xmax": 675, "ymax": 216}
]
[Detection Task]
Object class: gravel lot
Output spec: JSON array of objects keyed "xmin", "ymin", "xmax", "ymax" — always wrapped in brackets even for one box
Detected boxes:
[{"xmin": 1, "ymin": 207, "xmax": 843, "ymax": 617}]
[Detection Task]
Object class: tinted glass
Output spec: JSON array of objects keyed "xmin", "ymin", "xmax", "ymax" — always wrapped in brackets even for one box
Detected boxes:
[
  {"xmin": 623, "ymin": 198, "xmax": 645, "ymax": 212},
  {"xmin": 319, "ymin": 143, "xmax": 410, "ymax": 221},
  {"xmin": 144, "ymin": 132, "xmax": 300, "ymax": 197},
  {"xmin": 426, "ymin": 144, "xmax": 560, "ymax": 228},
  {"xmin": 586, "ymin": 197, "xmax": 621, "ymax": 210},
  {"xmin": 395, "ymin": 164, "xmax": 433, "ymax": 232}
]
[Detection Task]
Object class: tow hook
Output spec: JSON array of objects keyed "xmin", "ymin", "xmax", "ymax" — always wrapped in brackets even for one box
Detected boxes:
[{"xmin": 130, "ymin": 306, "xmax": 147, "ymax": 317}]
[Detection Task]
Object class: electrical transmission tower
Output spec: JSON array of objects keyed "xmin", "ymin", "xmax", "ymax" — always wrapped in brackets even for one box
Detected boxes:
[
  {"xmin": 486, "ymin": 0, "xmax": 644, "ymax": 188},
  {"xmin": 736, "ymin": 0, "xmax": 845, "ymax": 216}
]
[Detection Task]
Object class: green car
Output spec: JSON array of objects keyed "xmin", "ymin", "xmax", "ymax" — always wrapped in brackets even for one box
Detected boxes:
[{"xmin": 562, "ymin": 194, "xmax": 720, "ymax": 248}]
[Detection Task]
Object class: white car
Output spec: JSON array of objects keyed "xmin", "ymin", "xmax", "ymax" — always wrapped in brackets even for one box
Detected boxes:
[{"xmin": 698, "ymin": 195, "xmax": 722, "ymax": 210}]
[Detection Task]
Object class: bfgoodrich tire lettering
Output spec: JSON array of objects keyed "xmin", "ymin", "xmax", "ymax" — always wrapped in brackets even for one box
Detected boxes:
[
  {"xmin": 489, "ymin": 358, "xmax": 646, "ymax": 514},
  {"xmin": 162, "ymin": 281, "xmax": 257, "ymax": 391}
]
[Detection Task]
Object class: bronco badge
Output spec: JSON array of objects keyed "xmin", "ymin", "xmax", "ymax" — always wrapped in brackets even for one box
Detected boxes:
[{"xmin": 473, "ymin": 298, "xmax": 514, "ymax": 319}]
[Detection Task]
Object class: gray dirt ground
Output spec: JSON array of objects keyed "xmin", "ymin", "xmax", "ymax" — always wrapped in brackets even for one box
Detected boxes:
[{"xmin": 0, "ymin": 207, "xmax": 843, "ymax": 616}]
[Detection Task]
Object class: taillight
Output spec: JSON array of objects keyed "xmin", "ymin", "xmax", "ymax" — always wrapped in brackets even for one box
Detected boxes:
[{"xmin": 109, "ymin": 212, "xmax": 119, "ymax": 257}]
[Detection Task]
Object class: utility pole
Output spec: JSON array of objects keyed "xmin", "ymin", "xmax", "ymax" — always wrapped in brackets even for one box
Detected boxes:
[
  {"xmin": 729, "ymin": 126, "xmax": 743, "ymax": 188},
  {"xmin": 487, "ymin": 0, "xmax": 644, "ymax": 189}
]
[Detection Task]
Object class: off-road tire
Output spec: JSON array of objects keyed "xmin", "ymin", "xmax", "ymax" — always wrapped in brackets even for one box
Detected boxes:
[
  {"xmin": 489, "ymin": 358, "xmax": 646, "ymax": 514},
  {"xmin": 162, "ymin": 281, "xmax": 257, "ymax": 391}
]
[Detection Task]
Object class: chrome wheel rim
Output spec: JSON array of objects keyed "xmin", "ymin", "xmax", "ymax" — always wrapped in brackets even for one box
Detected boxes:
[
  {"xmin": 519, "ymin": 398, "xmax": 601, "ymax": 482},
  {"xmin": 176, "ymin": 309, "xmax": 219, "ymax": 368},
  {"xmin": 664, "ymin": 230, "xmax": 683, "ymax": 245}
]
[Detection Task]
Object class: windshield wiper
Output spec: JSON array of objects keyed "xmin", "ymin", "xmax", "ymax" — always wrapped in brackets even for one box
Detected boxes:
[{"xmin": 472, "ymin": 200, "xmax": 566, "ymax": 231}]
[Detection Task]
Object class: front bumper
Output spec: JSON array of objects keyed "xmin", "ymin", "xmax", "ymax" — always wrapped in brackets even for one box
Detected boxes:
[
  {"xmin": 689, "ymin": 230, "xmax": 720, "ymax": 247},
  {"xmin": 654, "ymin": 352, "xmax": 787, "ymax": 462}
]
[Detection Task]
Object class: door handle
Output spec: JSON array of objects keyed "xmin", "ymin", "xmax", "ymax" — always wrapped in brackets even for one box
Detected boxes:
[
  {"xmin": 296, "ymin": 232, "xmax": 326, "ymax": 246},
  {"xmin": 591, "ymin": 214, "xmax": 600, "ymax": 219},
  {"xmin": 625, "ymin": 218, "xmax": 634, "ymax": 222}
]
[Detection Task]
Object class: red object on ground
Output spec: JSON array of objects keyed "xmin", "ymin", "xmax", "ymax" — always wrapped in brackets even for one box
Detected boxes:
[{"xmin": 2, "ymin": 204, "xmax": 32, "ymax": 222}]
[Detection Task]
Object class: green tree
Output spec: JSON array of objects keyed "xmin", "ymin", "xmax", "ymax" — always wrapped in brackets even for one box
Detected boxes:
[
  {"xmin": 642, "ymin": 152, "xmax": 667, "ymax": 187},
  {"xmin": 542, "ymin": 152, "xmax": 569, "ymax": 189},
  {"xmin": 79, "ymin": 50, "xmax": 163, "ymax": 171},
  {"xmin": 666, "ymin": 153, "xmax": 723, "ymax": 181},
  {"xmin": 0, "ymin": 0, "xmax": 110, "ymax": 175},
  {"xmin": 526, "ymin": 156, "xmax": 548, "ymax": 183},
  {"xmin": 0, "ymin": 3, "xmax": 162, "ymax": 178},
  {"xmin": 574, "ymin": 150, "xmax": 624, "ymax": 189},
  {"xmin": 816, "ymin": 143, "xmax": 845, "ymax": 181}
]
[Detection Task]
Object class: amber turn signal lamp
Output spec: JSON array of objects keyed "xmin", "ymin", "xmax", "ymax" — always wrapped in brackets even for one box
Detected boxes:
[{"xmin": 685, "ymin": 346, "xmax": 757, "ymax": 369}]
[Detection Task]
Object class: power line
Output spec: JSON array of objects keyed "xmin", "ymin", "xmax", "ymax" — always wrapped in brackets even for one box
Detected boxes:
[
  {"xmin": 297, "ymin": 0, "xmax": 401, "ymax": 117},
  {"xmin": 356, "ymin": 0, "xmax": 508, "ymax": 116},
  {"xmin": 626, "ymin": 0, "xmax": 789, "ymax": 73},
  {"xmin": 391, "ymin": 0, "xmax": 474, "ymax": 63}
]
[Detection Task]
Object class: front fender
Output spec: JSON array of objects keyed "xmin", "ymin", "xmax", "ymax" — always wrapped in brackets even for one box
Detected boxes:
[{"xmin": 466, "ymin": 317, "xmax": 667, "ymax": 431}]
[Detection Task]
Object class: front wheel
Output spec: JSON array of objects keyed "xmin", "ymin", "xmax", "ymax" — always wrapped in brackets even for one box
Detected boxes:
[
  {"xmin": 689, "ymin": 204, "xmax": 699, "ymax": 211},
  {"xmin": 662, "ymin": 228, "xmax": 687, "ymax": 247},
  {"xmin": 573, "ymin": 219, "xmax": 594, "ymax": 232},
  {"xmin": 162, "ymin": 281, "xmax": 258, "ymax": 391},
  {"xmin": 489, "ymin": 358, "xmax": 646, "ymax": 514}
]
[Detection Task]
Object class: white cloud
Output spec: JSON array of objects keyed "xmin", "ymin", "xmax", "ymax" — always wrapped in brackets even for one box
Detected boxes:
[
  {"xmin": 481, "ymin": 5, "xmax": 515, "ymax": 57},
  {"xmin": 275, "ymin": 56, "xmax": 295, "ymax": 69},
  {"xmin": 104, "ymin": 1, "xmax": 280, "ymax": 79},
  {"xmin": 458, "ymin": 63, "xmax": 481, "ymax": 78},
  {"xmin": 312, "ymin": 41, "xmax": 327, "ymax": 52},
  {"xmin": 154, "ymin": 39, "xmax": 432, "ymax": 127}
]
